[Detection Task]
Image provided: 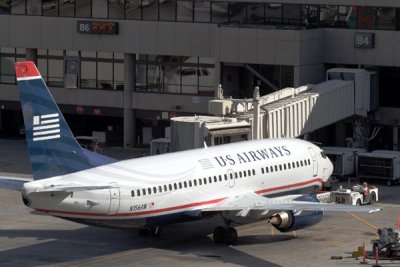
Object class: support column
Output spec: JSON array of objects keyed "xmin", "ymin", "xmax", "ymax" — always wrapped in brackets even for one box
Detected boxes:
[
  {"xmin": 25, "ymin": 48, "xmax": 37, "ymax": 64},
  {"xmin": 123, "ymin": 54, "xmax": 136, "ymax": 148}
]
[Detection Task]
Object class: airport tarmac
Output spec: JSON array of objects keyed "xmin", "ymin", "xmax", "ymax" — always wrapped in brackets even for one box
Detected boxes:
[{"xmin": 0, "ymin": 138, "xmax": 399, "ymax": 267}]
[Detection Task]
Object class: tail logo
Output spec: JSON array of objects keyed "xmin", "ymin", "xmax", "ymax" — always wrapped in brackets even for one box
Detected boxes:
[{"xmin": 32, "ymin": 113, "xmax": 61, "ymax": 142}]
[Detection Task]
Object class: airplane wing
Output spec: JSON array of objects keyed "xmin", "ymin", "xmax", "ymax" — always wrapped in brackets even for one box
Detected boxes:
[
  {"xmin": 203, "ymin": 191, "xmax": 382, "ymax": 217},
  {"xmin": 0, "ymin": 176, "xmax": 32, "ymax": 191}
]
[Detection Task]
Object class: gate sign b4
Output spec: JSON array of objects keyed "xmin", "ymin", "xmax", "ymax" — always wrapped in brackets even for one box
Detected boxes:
[{"xmin": 354, "ymin": 33, "xmax": 374, "ymax": 49}]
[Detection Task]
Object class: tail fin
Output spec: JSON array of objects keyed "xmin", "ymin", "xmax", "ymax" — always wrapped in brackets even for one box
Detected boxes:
[{"xmin": 15, "ymin": 61, "xmax": 116, "ymax": 180}]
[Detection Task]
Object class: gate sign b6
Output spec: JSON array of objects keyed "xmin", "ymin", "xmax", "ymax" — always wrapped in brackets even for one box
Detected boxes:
[{"xmin": 354, "ymin": 33, "xmax": 374, "ymax": 49}]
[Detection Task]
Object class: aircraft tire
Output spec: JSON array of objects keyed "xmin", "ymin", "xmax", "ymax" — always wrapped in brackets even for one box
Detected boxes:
[
  {"xmin": 225, "ymin": 227, "xmax": 237, "ymax": 245},
  {"xmin": 213, "ymin": 226, "xmax": 225, "ymax": 244}
]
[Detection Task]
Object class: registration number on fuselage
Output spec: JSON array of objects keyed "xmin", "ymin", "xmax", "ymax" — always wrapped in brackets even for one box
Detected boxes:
[{"xmin": 129, "ymin": 202, "xmax": 154, "ymax": 212}]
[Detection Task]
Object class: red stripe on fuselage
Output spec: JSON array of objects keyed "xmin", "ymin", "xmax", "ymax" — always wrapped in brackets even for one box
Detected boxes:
[{"xmin": 35, "ymin": 178, "xmax": 324, "ymax": 218}]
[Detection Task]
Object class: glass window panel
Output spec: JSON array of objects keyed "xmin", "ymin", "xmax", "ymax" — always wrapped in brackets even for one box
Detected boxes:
[
  {"xmin": 136, "ymin": 63, "xmax": 147, "ymax": 91},
  {"xmin": 98, "ymin": 52, "xmax": 113, "ymax": 59},
  {"xmin": 0, "ymin": 56, "xmax": 15, "ymax": 83},
  {"xmin": 48, "ymin": 59, "xmax": 63, "ymax": 87},
  {"xmin": 16, "ymin": 48, "xmax": 25, "ymax": 55},
  {"xmin": 211, "ymin": 2, "xmax": 228, "ymax": 24},
  {"xmin": 159, "ymin": 0, "xmax": 176, "ymax": 22},
  {"xmin": 66, "ymin": 50, "xmax": 79, "ymax": 56},
  {"xmin": 43, "ymin": 0, "xmax": 58, "ymax": 16},
  {"xmin": 81, "ymin": 61, "xmax": 96, "ymax": 88},
  {"xmin": 37, "ymin": 58, "xmax": 48, "ymax": 82},
  {"xmin": 59, "ymin": 0, "xmax": 75, "ymax": 17},
  {"xmin": 27, "ymin": 0, "xmax": 41, "ymax": 15},
  {"xmin": 109, "ymin": 0, "xmax": 125, "ymax": 19},
  {"xmin": 320, "ymin": 5, "xmax": 337, "ymax": 26},
  {"xmin": 164, "ymin": 64, "xmax": 180, "ymax": 93},
  {"xmin": 198, "ymin": 66, "xmax": 214, "ymax": 95},
  {"xmin": 377, "ymin": 7, "xmax": 395, "ymax": 30},
  {"xmin": 194, "ymin": 1, "xmax": 210, "ymax": 23},
  {"xmin": 0, "ymin": 0, "xmax": 10, "ymax": 14},
  {"xmin": 76, "ymin": 0, "xmax": 91, "ymax": 18},
  {"xmin": 126, "ymin": 0, "xmax": 141, "ymax": 20},
  {"xmin": 1, "ymin": 47, "xmax": 15, "ymax": 53},
  {"xmin": 247, "ymin": 3, "xmax": 264, "ymax": 24},
  {"xmin": 114, "ymin": 53, "xmax": 124, "ymax": 60},
  {"xmin": 11, "ymin": 0, "xmax": 25, "ymax": 14},
  {"xmin": 301, "ymin": 5, "xmax": 319, "ymax": 27},
  {"xmin": 283, "ymin": 4, "xmax": 301, "ymax": 25},
  {"xmin": 147, "ymin": 63, "xmax": 162, "ymax": 92},
  {"xmin": 114, "ymin": 62, "xmax": 124, "ymax": 90},
  {"xmin": 177, "ymin": 0, "xmax": 193, "ymax": 22},
  {"xmin": 48, "ymin": 49, "xmax": 63, "ymax": 56},
  {"xmin": 81, "ymin": 51, "xmax": 96, "ymax": 58},
  {"xmin": 265, "ymin": 3, "xmax": 281, "ymax": 24},
  {"xmin": 229, "ymin": 3, "xmax": 245, "ymax": 24},
  {"xmin": 142, "ymin": 0, "xmax": 158, "ymax": 21},
  {"xmin": 92, "ymin": 0, "xmax": 107, "ymax": 18},
  {"xmin": 180, "ymin": 59, "xmax": 198, "ymax": 94},
  {"xmin": 357, "ymin": 7, "xmax": 376, "ymax": 29},
  {"xmin": 97, "ymin": 62, "xmax": 113, "ymax": 89},
  {"xmin": 38, "ymin": 49, "xmax": 47, "ymax": 56},
  {"xmin": 338, "ymin": 6, "xmax": 355, "ymax": 28}
]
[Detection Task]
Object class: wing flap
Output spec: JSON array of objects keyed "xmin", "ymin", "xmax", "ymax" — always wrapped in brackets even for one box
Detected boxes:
[{"xmin": 202, "ymin": 191, "xmax": 382, "ymax": 216}]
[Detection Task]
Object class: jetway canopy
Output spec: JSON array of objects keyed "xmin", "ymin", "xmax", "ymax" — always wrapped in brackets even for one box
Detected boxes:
[{"xmin": 262, "ymin": 80, "xmax": 356, "ymax": 138}]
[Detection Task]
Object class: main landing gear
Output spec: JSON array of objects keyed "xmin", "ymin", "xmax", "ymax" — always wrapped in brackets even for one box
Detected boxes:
[
  {"xmin": 137, "ymin": 226, "xmax": 162, "ymax": 237},
  {"xmin": 213, "ymin": 225, "xmax": 238, "ymax": 245}
]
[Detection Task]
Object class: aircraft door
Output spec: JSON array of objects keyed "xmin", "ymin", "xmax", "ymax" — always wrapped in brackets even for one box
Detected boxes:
[
  {"xmin": 227, "ymin": 169, "xmax": 235, "ymax": 188},
  {"xmin": 308, "ymin": 148, "xmax": 318, "ymax": 177},
  {"xmin": 108, "ymin": 182, "xmax": 120, "ymax": 214}
]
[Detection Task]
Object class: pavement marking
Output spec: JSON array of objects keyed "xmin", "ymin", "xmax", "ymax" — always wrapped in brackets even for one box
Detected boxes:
[
  {"xmin": 70, "ymin": 248, "xmax": 155, "ymax": 267},
  {"xmin": 345, "ymin": 211, "xmax": 379, "ymax": 238}
]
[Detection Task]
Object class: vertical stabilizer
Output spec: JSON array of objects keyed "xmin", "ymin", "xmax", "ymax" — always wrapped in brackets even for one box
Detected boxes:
[{"xmin": 15, "ymin": 61, "xmax": 116, "ymax": 180}]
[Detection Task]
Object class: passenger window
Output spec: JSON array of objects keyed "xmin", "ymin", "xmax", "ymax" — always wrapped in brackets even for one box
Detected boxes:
[
  {"xmin": 283, "ymin": 164, "xmax": 286, "ymax": 170},
  {"xmin": 209, "ymin": 177, "xmax": 212, "ymax": 183},
  {"xmin": 239, "ymin": 172, "xmax": 242, "ymax": 178},
  {"xmin": 235, "ymin": 172, "xmax": 238, "ymax": 179},
  {"xmin": 194, "ymin": 180, "xmax": 197, "ymax": 186},
  {"xmin": 174, "ymin": 183, "xmax": 177, "ymax": 190},
  {"xmin": 204, "ymin": 178, "xmax": 207, "ymax": 184},
  {"xmin": 279, "ymin": 165, "xmax": 282, "ymax": 171},
  {"xmin": 224, "ymin": 174, "xmax": 227, "ymax": 180},
  {"xmin": 230, "ymin": 173, "xmax": 233, "ymax": 179},
  {"xmin": 308, "ymin": 159, "xmax": 311, "ymax": 165},
  {"xmin": 179, "ymin": 182, "xmax": 182, "ymax": 189},
  {"xmin": 137, "ymin": 190, "xmax": 141, "ymax": 196},
  {"xmin": 248, "ymin": 170, "xmax": 251, "ymax": 176},
  {"xmin": 159, "ymin": 186, "xmax": 162, "ymax": 193},
  {"xmin": 199, "ymin": 179, "xmax": 202, "ymax": 185},
  {"xmin": 270, "ymin": 166, "xmax": 274, "ymax": 173},
  {"xmin": 300, "ymin": 161, "xmax": 304, "ymax": 167},
  {"xmin": 184, "ymin": 181, "xmax": 187, "ymax": 188},
  {"xmin": 274, "ymin": 166, "xmax": 278, "ymax": 172},
  {"xmin": 153, "ymin": 187, "xmax": 157, "ymax": 194},
  {"xmin": 219, "ymin": 175, "xmax": 222, "ymax": 181},
  {"xmin": 296, "ymin": 161, "xmax": 300, "ymax": 167},
  {"xmin": 164, "ymin": 185, "xmax": 167, "ymax": 191},
  {"xmin": 265, "ymin": 167, "xmax": 269, "ymax": 173},
  {"xmin": 131, "ymin": 190, "xmax": 135, "ymax": 197},
  {"xmin": 292, "ymin": 162, "xmax": 295, "ymax": 168},
  {"xmin": 288, "ymin": 163, "xmax": 291, "ymax": 169},
  {"xmin": 169, "ymin": 184, "xmax": 173, "ymax": 191},
  {"xmin": 261, "ymin": 168, "xmax": 264, "ymax": 174},
  {"xmin": 214, "ymin": 176, "xmax": 217, "ymax": 182},
  {"xmin": 147, "ymin": 188, "xmax": 150, "ymax": 195},
  {"xmin": 244, "ymin": 171, "xmax": 247, "ymax": 177},
  {"xmin": 189, "ymin": 180, "xmax": 192, "ymax": 187},
  {"xmin": 252, "ymin": 169, "xmax": 255, "ymax": 175}
]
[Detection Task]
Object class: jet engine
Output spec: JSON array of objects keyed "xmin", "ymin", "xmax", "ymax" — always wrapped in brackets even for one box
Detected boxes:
[{"xmin": 268, "ymin": 195, "xmax": 323, "ymax": 232}]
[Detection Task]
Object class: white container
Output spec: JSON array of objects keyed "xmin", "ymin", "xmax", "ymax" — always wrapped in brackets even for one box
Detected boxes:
[{"xmin": 322, "ymin": 147, "xmax": 366, "ymax": 176}]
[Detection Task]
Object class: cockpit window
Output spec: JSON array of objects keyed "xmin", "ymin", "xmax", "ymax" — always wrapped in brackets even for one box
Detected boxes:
[{"xmin": 321, "ymin": 151, "xmax": 327, "ymax": 159}]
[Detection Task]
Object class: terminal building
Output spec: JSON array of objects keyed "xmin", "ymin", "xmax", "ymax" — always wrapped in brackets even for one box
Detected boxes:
[{"xmin": 0, "ymin": 1, "xmax": 400, "ymax": 150}]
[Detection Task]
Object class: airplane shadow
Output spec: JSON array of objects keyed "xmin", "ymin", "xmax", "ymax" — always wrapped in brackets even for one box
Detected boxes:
[{"xmin": 0, "ymin": 219, "xmax": 284, "ymax": 267}]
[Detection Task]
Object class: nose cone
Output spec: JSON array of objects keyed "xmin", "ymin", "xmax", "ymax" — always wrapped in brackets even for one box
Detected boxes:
[{"xmin": 324, "ymin": 158, "xmax": 334, "ymax": 182}]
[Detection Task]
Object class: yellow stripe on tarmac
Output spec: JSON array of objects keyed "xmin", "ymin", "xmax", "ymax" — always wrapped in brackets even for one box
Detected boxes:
[
  {"xmin": 70, "ymin": 248, "xmax": 154, "ymax": 267},
  {"xmin": 345, "ymin": 211, "xmax": 379, "ymax": 238}
]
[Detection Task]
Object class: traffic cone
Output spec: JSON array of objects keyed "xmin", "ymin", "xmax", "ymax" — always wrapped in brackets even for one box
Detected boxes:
[{"xmin": 359, "ymin": 241, "xmax": 368, "ymax": 264}]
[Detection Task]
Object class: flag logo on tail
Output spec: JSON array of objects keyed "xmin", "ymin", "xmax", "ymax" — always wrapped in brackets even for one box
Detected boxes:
[{"xmin": 32, "ymin": 113, "xmax": 60, "ymax": 142}]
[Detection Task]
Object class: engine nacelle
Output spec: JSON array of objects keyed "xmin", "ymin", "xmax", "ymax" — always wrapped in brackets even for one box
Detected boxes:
[{"xmin": 269, "ymin": 195, "xmax": 323, "ymax": 232}]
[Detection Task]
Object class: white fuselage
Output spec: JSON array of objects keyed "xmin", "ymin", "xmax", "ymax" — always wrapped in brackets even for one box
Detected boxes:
[{"xmin": 22, "ymin": 138, "xmax": 333, "ymax": 228}]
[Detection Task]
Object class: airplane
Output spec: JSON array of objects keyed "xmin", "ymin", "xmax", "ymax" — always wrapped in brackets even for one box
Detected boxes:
[{"xmin": 10, "ymin": 61, "xmax": 381, "ymax": 245}]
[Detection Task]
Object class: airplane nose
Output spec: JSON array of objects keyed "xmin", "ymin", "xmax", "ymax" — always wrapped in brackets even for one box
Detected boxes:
[{"xmin": 324, "ymin": 158, "xmax": 334, "ymax": 181}]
